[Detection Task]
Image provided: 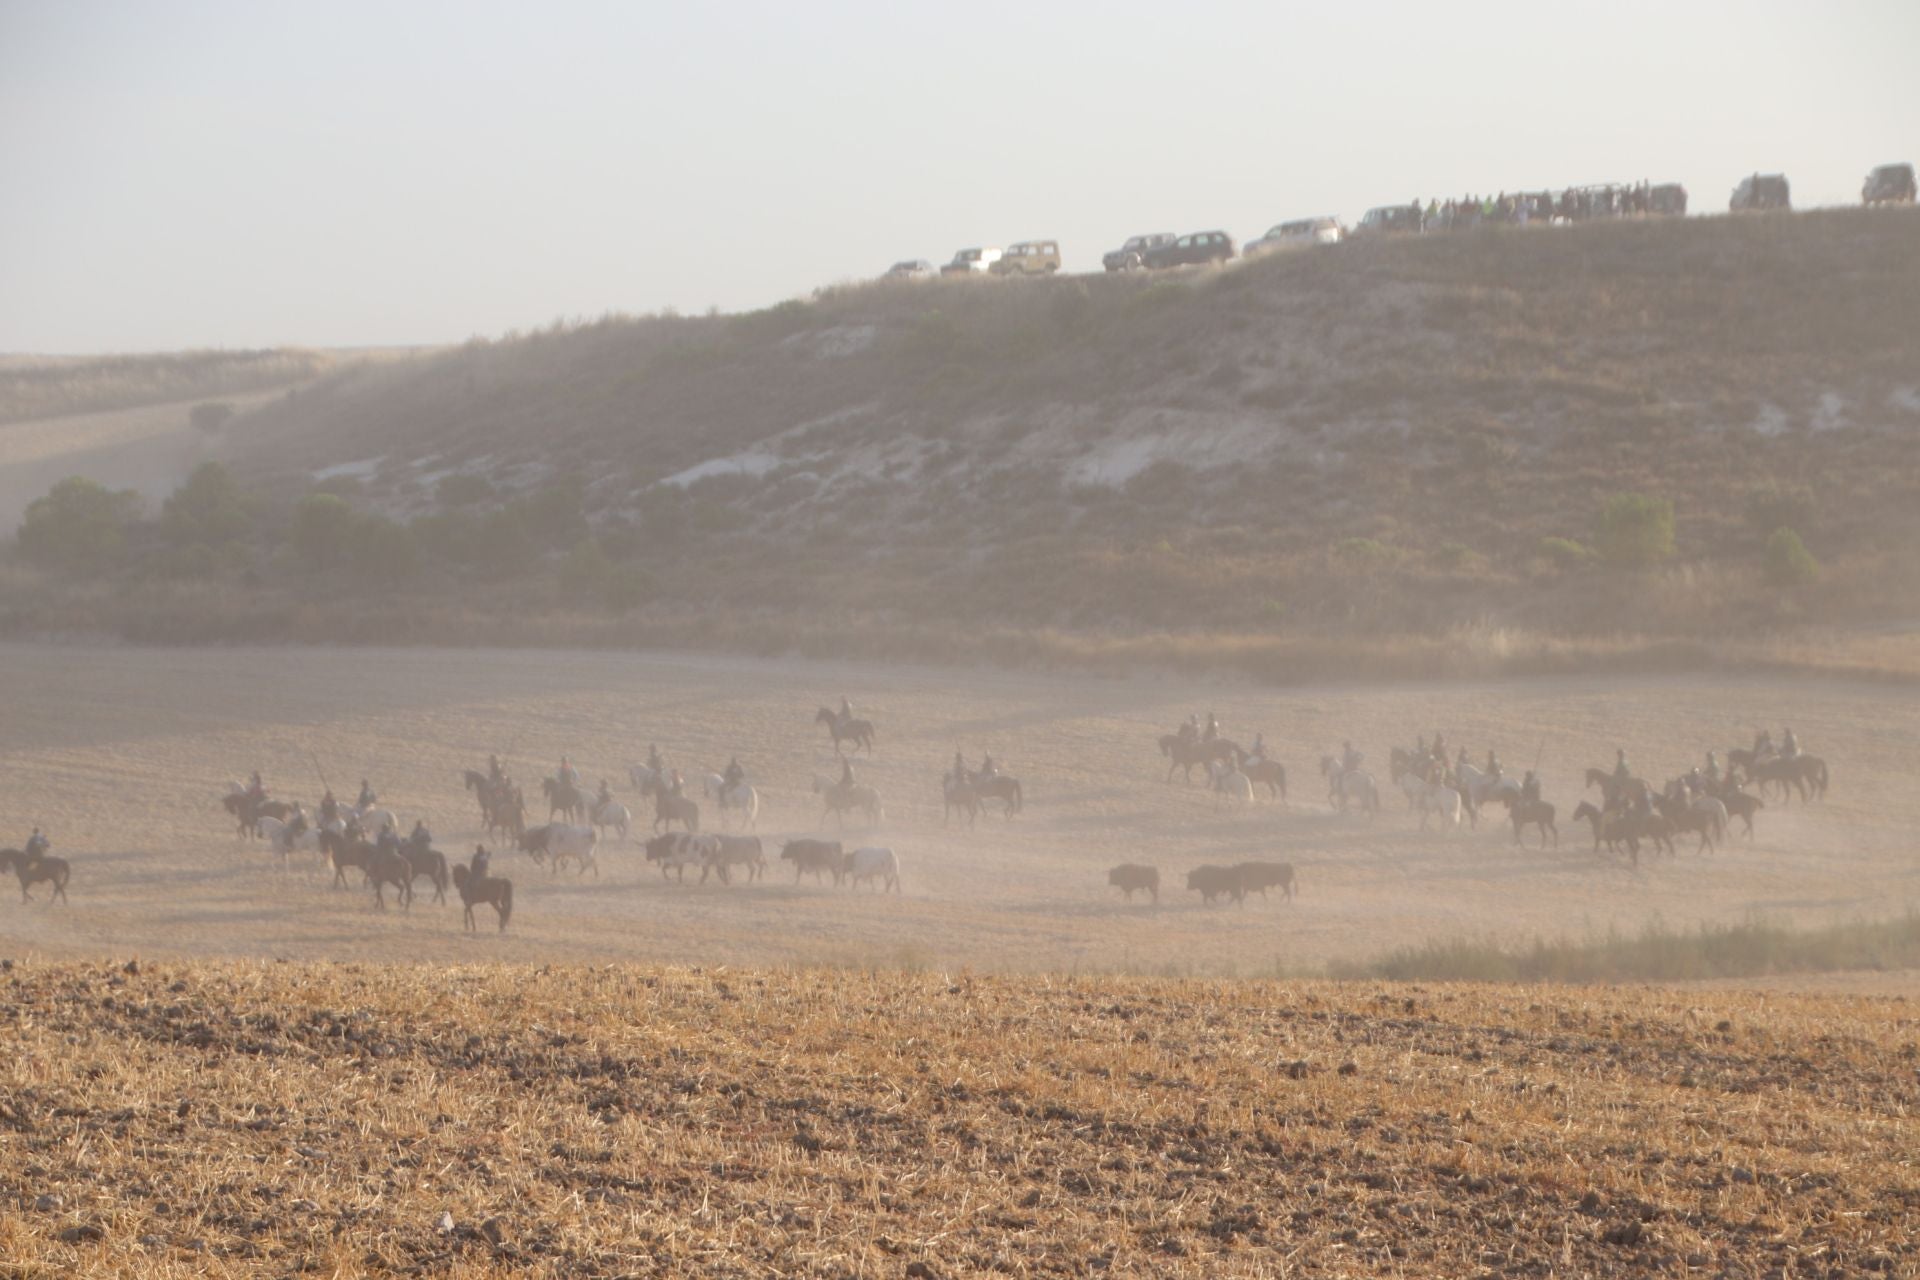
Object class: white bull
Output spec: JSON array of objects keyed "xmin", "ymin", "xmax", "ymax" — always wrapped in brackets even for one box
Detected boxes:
[{"xmin": 841, "ymin": 845, "xmax": 901, "ymax": 893}]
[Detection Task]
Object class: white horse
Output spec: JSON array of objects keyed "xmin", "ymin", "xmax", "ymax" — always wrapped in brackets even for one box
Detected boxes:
[
  {"xmin": 1319, "ymin": 757, "xmax": 1380, "ymax": 815},
  {"xmin": 1208, "ymin": 762, "xmax": 1255, "ymax": 806},
  {"xmin": 1454, "ymin": 764, "xmax": 1521, "ymax": 825},
  {"xmin": 258, "ymin": 813, "xmax": 324, "ymax": 871},
  {"xmin": 628, "ymin": 764, "xmax": 670, "ymax": 797},
  {"xmin": 1417, "ymin": 782, "xmax": 1464, "ymax": 831},
  {"xmin": 349, "ymin": 805, "xmax": 398, "ymax": 836},
  {"xmin": 590, "ymin": 799, "xmax": 632, "ymax": 840},
  {"xmin": 713, "ymin": 782, "xmax": 759, "ymax": 829}
]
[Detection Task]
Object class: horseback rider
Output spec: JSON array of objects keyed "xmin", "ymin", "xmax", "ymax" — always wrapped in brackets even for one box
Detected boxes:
[
  {"xmin": 646, "ymin": 744, "xmax": 664, "ymax": 776},
  {"xmin": 319, "ymin": 789, "xmax": 339, "ymax": 825},
  {"xmin": 1341, "ymin": 740, "xmax": 1362, "ymax": 775},
  {"xmin": 839, "ymin": 757, "xmax": 856, "ymax": 789},
  {"xmin": 1431, "ymin": 732, "xmax": 1447, "ymax": 768},
  {"xmin": 596, "ymin": 778, "xmax": 613, "ymax": 811},
  {"xmin": 1177, "ymin": 717, "xmax": 1198, "ymax": 745},
  {"xmin": 1520, "ymin": 771, "xmax": 1541, "ymax": 805},
  {"xmin": 838, "ymin": 696, "xmax": 855, "ymax": 727},
  {"xmin": 470, "ymin": 844, "xmax": 491, "ymax": 879},
  {"xmin": 356, "ymin": 778, "xmax": 376, "ymax": 809},
  {"xmin": 376, "ymin": 823, "xmax": 400, "ymax": 857},
  {"xmin": 246, "ymin": 771, "xmax": 267, "ymax": 803},
  {"xmin": 980, "ymin": 753, "xmax": 999, "ymax": 779},
  {"xmin": 952, "ymin": 750, "xmax": 968, "ymax": 785},
  {"xmin": 409, "ymin": 819, "xmax": 432, "ymax": 852},
  {"xmin": 1202, "ymin": 711, "xmax": 1220, "ymax": 742},
  {"xmin": 1752, "ymin": 729, "xmax": 1774, "ymax": 761},
  {"xmin": 1781, "ymin": 727, "xmax": 1799, "ymax": 760},
  {"xmin": 1613, "ymin": 749, "xmax": 1630, "ymax": 782},
  {"xmin": 668, "ymin": 769, "xmax": 684, "ymax": 797},
  {"xmin": 24, "ymin": 828, "xmax": 49, "ymax": 860},
  {"xmin": 1247, "ymin": 733, "xmax": 1266, "ymax": 765},
  {"xmin": 488, "ymin": 753, "xmax": 504, "ymax": 784},
  {"xmin": 1485, "ymin": 748, "xmax": 1500, "ymax": 778},
  {"xmin": 722, "ymin": 757, "xmax": 745, "ymax": 794},
  {"xmin": 558, "ymin": 756, "xmax": 581, "ymax": 789},
  {"xmin": 1704, "ymin": 750, "xmax": 1720, "ymax": 785}
]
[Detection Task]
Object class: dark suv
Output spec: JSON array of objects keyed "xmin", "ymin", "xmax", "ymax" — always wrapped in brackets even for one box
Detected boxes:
[
  {"xmin": 1863, "ymin": 163, "xmax": 1916, "ymax": 206},
  {"xmin": 1141, "ymin": 230, "xmax": 1234, "ymax": 269},
  {"xmin": 1102, "ymin": 232, "xmax": 1175, "ymax": 272},
  {"xmin": 1730, "ymin": 173, "xmax": 1791, "ymax": 213}
]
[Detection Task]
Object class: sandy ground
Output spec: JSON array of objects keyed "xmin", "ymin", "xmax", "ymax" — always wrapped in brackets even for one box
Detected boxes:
[{"xmin": 0, "ymin": 643, "xmax": 1915, "ymax": 986}]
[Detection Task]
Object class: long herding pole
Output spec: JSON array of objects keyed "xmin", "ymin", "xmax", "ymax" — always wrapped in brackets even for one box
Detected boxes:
[{"xmin": 310, "ymin": 752, "xmax": 332, "ymax": 796}]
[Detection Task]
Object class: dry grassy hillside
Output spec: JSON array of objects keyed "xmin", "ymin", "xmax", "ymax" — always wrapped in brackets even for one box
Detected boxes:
[
  {"xmin": 7, "ymin": 211, "xmax": 1920, "ymax": 668},
  {"xmin": 0, "ymin": 349, "xmax": 340, "ymax": 425},
  {"xmin": 2, "ymin": 961, "xmax": 1914, "ymax": 1277}
]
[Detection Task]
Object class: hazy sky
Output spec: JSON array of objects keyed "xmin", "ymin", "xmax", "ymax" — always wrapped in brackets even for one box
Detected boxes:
[{"xmin": 2, "ymin": 0, "xmax": 1915, "ymax": 353}]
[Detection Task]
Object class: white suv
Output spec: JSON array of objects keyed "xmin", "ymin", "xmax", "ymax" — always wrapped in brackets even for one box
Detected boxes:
[
  {"xmin": 939, "ymin": 247, "xmax": 1003, "ymax": 276},
  {"xmin": 1244, "ymin": 217, "xmax": 1344, "ymax": 256}
]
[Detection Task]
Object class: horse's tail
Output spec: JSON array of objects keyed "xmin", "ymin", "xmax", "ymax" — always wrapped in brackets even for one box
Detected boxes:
[{"xmin": 498, "ymin": 881, "xmax": 513, "ymax": 930}]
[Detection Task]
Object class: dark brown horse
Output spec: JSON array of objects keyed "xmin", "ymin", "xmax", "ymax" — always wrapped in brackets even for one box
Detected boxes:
[
  {"xmin": 366, "ymin": 846, "xmax": 414, "ymax": 910},
  {"xmin": 972, "ymin": 774, "xmax": 1024, "ymax": 818},
  {"xmin": 1159, "ymin": 734, "xmax": 1237, "ymax": 784},
  {"xmin": 815, "ymin": 707, "xmax": 875, "ymax": 754},
  {"xmin": 542, "ymin": 777, "xmax": 587, "ymax": 823},
  {"xmin": 451, "ymin": 863, "xmax": 513, "ymax": 933},
  {"xmin": 1504, "ymin": 797, "xmax": 1558, "ymax": 848},
  {"xmin": 399, "ymin": 844, "xmax": 450, "ymax": 904},
  {"xmin": 1232, "ymin": 752, "xmax": 1288, "ymax": 802},
  {"xmin": 0, "ymin": 848, "xmax": 70, "ymax": 903},
  {"xmin": 223, "ymin": 792, "xmax": 293, "ymax": 839},
  {"xmin": 1750, "ymin": 755, "xmax": 1828, "ymax": 805}
]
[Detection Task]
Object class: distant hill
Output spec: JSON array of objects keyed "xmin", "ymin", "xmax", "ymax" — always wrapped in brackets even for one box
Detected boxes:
[
  {"xmin": 9, "ymin": 210, "xmax": 1920, "ymax": 672},
  {"xmin": 0, "ymin": 348, "xmax": 342, "ymax": 424}
]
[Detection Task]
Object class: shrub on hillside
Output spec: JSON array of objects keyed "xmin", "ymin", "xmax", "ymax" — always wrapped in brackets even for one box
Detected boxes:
[
  {"xmin": 1537, "ymin": 537, "xmax": 1595, "ymax": 571},
  {"xmin": 16, "ymin": 476, "xmax": 140, "ymax": 574},
  {"xmin": 1744, "ymin": 483, "xmax": 1815, "ymax": 542},
  {"xmin": 1763, "ymin": 527, "xmax": 1819, "ymax": 586},
  {"xmin": 289, "ymin": 493, "xmax": 358, "ymax": 571},
  {"xmin": 161, "ymin": 463, "xmax": 254, "ymax": 549},
  {"xmin": 1593, "ymin": 493, "xmax": 1674, "ymax": 569},
  {"xmin": 348, "ymin": 515, "xmax": 418, "ymax": 585},
  {"xmin": 1332, "ymin": 537, "xmax": 1398, "ymax": 571}
]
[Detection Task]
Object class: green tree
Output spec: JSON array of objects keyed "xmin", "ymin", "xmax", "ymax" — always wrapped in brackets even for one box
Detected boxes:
[
  {"xmin": 1593, "ymin": 493, "xmax": 1674, "ymax": 569},
  {"xmin": 348, "ymin": 514, "xmax": 418, "ymax": 585},
  {"xmin": 289, "ymin": 493, "xmax": 358, "ymax": 571},
  {"xmin": 16, "ymin": 476, "xmax": 139, "ymax": 574},
  {"xmin": 1763, "ymin": 527, "xmax": 1819, "ymax": 586},
  {"xmin": 161, "ymin": 462, "xmax": 254, "ymax": 548}
]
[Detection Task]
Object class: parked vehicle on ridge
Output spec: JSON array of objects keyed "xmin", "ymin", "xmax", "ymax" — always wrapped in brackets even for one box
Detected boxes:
[
  {"xmin": 990, "ymin": 240, "xmax": 1062, "ymax": 275},
  {"xmin": 1863, "ymin": 163, "xmax": 1916, "ymax": 206},
  {"xmin": 883, "ymin": 259, "xmax": 936, "ymax": 281},
  {"xmin": 1243, "ymin": 217, "xmax": 1344, "ymax": 256},
  {"xmin": 940, "ymin": 247, "xmax": 1003, "ymax": 275},
  {"xmin": 1141, "ymin": 230, "xmax": 1234, "ymax": 269},
  {"xmin": 1102, "ymin": 232, "xmax": 1175, "ymax": 272},
  {"xmin": 1730, "ymin": 173, "xmax": 1791, "ymax": 213}
]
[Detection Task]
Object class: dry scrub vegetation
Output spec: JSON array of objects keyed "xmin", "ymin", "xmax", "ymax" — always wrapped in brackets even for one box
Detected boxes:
[{"xmin": 2, "ymin": 960, "xmax": 1916, "ymax": 1279}]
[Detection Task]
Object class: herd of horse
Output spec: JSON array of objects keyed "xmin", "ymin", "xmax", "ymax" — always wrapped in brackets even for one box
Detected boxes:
[{"xmin": 1157, "ymin": 721, "xmax": 1832, "ymax": 870}]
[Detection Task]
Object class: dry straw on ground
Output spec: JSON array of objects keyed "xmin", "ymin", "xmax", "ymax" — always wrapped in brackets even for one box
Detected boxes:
[{"xmin": 1, "ymin": 960, "xmax": 1914, "ymax": 1278}]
